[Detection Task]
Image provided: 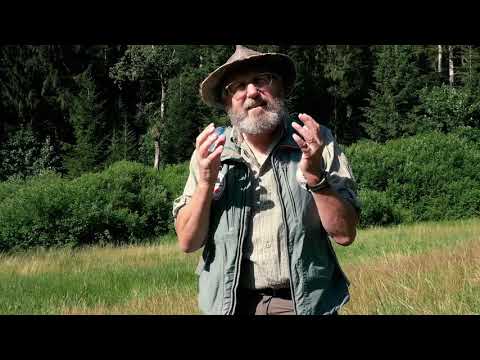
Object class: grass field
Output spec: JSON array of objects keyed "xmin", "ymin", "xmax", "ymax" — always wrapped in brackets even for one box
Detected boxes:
[{"xmin": 1, "ymin": 218, "xmax": 479, "ymax": 315}]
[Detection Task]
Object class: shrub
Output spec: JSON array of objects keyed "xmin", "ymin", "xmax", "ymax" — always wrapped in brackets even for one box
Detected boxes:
[
  {"xmin": 158, "ymin": 161, "xmax": 189, "ymax": 200},
  {"xmin": 0, "ymin": 161, "xmax": 173, "ymax": 252},
  {"xmin": 346, "ymin": 131, "xmax": 480, "ymax": 227},
  {"xmin": 412, "ymin": 85, "xmax": 480, "ymax": 133},
  {"xmin": 0, "ymin": 128, "xmax": 62, "ymax": 181}
]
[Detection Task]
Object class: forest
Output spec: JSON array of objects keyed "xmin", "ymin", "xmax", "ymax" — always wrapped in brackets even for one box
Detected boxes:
[
  {"xmin": 1, "ymin": 45, "xmax": 479, "ymax": 178},
  {"xmin": 1, "ymin": 45, "xmax": 479, "ymax": 251}
]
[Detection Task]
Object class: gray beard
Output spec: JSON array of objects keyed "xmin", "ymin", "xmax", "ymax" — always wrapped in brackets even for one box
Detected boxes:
[{"xmin": 227, "ymin": 98, "xmax": 288, "ymax": 135}]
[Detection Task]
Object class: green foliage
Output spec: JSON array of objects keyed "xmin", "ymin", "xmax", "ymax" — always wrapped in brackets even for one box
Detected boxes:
[
  {"xmin": 457, "ymin": 45, "xmax": 480, "ymax": 90},
  {"xmin": 156, "ymin": 161, "xmax": 189, "ymax": 232},
  {"xmin": 105, "ymin": 99, "xmax": 138, "ymax": 166},
  {"xmin": 346, "ymin": 131, "xmax": 480, "ymax": 227},
  {"xmin": 362, "ymin": 45, "xmax": 424, "ymax": 142},
  {"xmin": 411, "ymin": 85, "xmax": 480, "ymax": 132},
  {"xmin": 0, "ymin": 178, "xmax": 24, "ymax": 203},
  {"xmin": 109, "ymin": 45, "xmax": 180, "ymax": 87},
  {"xmin": 322, "ymin": 45, "xmax": 372, "ymax": 143},
  {"xmin": 158, "ymin": 162, "xmax": 189, "ymax": 200},
  {"xmin": 0, "ymin": 127, "xmax": 62, "ymax": 181},
  {"xmin": 63, "ymin": 68, "xmax": 105, "ymax": 177},
  {"xmin": 0, "ymin": 161, "xmax": 179, "ymax": 252}
]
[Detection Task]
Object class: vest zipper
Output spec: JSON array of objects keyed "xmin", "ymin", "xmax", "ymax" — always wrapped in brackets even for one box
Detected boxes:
[
  {"xmin": 280, "ymin": 163, "xmax": 298, "ymax": 219},
  {"xmin": 227, "ymin": 165, "xmax": 250, "ymax": 315},
  {"xmin": 271, "ymin": 153, "xmax": 298, "ymax": 315}
]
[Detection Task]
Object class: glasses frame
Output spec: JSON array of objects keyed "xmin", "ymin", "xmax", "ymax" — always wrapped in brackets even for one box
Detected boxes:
[{"xmin": 222, "ymin": 72, "xmax": 279, "ymax": 100}]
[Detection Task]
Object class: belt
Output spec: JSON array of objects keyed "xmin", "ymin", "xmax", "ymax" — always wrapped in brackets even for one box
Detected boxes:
[{"xmin": 245, "ymin": 287, "xmax": 292, "ymax": 300}]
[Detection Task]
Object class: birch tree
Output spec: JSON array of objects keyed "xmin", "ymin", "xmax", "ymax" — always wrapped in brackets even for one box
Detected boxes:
[{"xmin": 110, "ymin": 45, "xmax": 179, "ymax": 169}]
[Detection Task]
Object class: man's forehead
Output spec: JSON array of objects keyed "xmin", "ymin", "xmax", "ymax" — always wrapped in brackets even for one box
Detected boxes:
[{"xmin": 224, "ymin": 65, "xmax": 273, "ymax": 83}]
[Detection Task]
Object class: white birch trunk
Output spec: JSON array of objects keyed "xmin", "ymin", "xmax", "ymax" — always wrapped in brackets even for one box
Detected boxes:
[
  {"xmin": 153, "ymin": 80, "xmax": 166, "ymax": 171},
  {"xmin": 449, "ymin": 45, "xmax": 455, "ymax": 86},
  {"xmin": 437, "ymin": 45, "xmax": 442, "ymax": 73}
]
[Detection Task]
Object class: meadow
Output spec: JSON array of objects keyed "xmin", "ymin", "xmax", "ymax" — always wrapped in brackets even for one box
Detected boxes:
[{"xmin": 1, "ymin": 218, "xmax": 479, "ymax": 315}]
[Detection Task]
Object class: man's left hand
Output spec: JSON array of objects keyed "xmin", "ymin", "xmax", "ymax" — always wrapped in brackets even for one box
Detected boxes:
[{"xmin": 291, "ymin": 113, "xmax": 325, "ymax": 186}]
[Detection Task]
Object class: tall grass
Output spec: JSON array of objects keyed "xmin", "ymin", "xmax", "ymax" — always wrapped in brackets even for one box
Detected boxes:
[{"xmin": 0, "ymin": 219, "xmax": 479, "ymax": 314}]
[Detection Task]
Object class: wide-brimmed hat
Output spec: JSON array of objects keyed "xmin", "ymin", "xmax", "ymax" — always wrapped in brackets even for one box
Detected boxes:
[{"xmin": 200, "ymin": 45, "xmax": 296, "ymax": 108}]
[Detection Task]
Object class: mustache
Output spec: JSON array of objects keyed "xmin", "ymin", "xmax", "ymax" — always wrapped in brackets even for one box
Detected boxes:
[{"xmin": 243, "ymin": 98, "xmax": 268, "ymax": 111}]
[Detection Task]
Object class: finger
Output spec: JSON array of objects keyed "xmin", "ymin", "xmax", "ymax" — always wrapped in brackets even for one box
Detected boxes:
[
  {"xmin": 208, "ymin": 134, "xmax": 226, "ymax": 155},
  {"xmin": 195, "ymin": 123, "xmax": 215, "ymax": 149},
  {"xmin": 199, "ymin": 134, "xmax": 225, "ymax": 158},
  {"xmin": 292, "ymin": 133, "xmax": 311, "ymax": 154},
  {"xmin": 298, "ymin": 113, "xmax": 323, "ymax": 144},
  {"xmin": 292, "ymin": 121, "xmax": 315, "ymax": 144},
  {"xmin": 207, "ymin": 143, "xmax": 224, "ymax": 162},
  {"xmin": 298, "ymin": 113, "xmax": 319, "ymax": 130}
]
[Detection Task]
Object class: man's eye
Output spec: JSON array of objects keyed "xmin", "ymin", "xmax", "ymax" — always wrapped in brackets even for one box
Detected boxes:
[
  {"xmin": 231, "ymin": 82, "xmax": 245, "ymax": 93},
  {"xmin": 254, "ymin": 75, "xmax": 270, "ymax": 87}
]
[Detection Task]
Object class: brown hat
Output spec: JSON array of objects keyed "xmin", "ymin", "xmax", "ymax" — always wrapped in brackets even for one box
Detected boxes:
[{"xmin": 200, "ymin": 45, "xmax": 296, "ymax": 108}]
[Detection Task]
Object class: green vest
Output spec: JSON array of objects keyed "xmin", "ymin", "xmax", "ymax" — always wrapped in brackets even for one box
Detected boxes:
[{"xmin": 196, "ymin": 116, "xmax": 350, "ymax": 315}]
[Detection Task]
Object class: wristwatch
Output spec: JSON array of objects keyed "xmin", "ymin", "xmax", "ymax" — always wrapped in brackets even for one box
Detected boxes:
[{"xmin": 306, "ymin": 173, "xmax": 330, "ymax": 193}]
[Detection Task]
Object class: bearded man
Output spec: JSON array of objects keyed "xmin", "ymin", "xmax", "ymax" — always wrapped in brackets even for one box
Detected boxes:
[{"xmin": 173, "ymin": 45, "xmax": 361, "ymax": 315}]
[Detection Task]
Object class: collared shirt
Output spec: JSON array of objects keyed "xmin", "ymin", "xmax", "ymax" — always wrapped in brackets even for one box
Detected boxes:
[
  {"xmin": 172, "ymin": 125, "xmax": 361, "ymax": 290},
  {"xmin": 235, "ymin": 127, "xmax": 291, "ymax": 290}
]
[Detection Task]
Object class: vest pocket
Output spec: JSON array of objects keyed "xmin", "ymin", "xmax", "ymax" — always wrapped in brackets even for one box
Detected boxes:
[{"xmin": 197, "ymin": 240, "xmax": 228, "ymax": 314}]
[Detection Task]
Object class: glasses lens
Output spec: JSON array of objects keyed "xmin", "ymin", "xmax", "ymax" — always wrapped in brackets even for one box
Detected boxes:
[
  {"xmin": 254, "ymin": 73, "xmax": 273, "ymax": 88},
  {"xmin": 225, "ymin": 81, "xmax": 244, "ymax": 97}
]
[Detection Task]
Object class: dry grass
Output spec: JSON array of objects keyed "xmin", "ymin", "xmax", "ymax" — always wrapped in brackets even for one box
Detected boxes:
[
  {"xmin": 60, "ymin": 286, "xmax": 199, "ymax": 315},
  {"xmin": 0, "ymin": 242, "xmax": 193, "ymax": 276},
  {"xmin": 1, "ymin": 219, "xmax": 480, "ymax": 315},
  {"xmin": 342, "ymin": 239, "xmax": 480, "ymax": 314}
]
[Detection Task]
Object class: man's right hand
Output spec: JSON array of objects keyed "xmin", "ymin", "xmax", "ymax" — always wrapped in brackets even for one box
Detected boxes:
[
  {"xmin": 195, "ymin": 123, "xmax": 226, "ymax": 188},
  {"xmin": 176, "ymin": 123, "xmax": 226, "ymax": 253}
]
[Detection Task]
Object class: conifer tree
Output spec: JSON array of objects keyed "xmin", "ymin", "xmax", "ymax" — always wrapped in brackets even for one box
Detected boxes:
[
  {"xmin": 63, "ymin": 68, "xmax": 105, "ymax": 177},
  {"xmin": 362, "ymin": 45, "xmax": 423, "ymax": 142}
]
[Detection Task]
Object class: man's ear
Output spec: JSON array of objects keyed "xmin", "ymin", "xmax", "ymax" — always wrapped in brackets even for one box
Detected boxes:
[
  {"xmin": 222, "ymin": 97, "xmax": 232, "ymax": 112},
  {"xmin": 275, "ymin": 77, "xmax": 286, "ymax": 99}
]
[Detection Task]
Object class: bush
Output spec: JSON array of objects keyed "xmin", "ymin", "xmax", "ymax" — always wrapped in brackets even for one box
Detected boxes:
[
  {"xmin": 0, "ymin": 178, "xmax": 24, "ymax": 203},
  {"xmin": 412, "ymin": 85, "xmax": 480, "ymax": 133},
  {"xmin": 357, "ymin": 189, "xmax": 411, "ymax": 227},
  {"xmin": 0, "ymin": 161, "xmax": 175, "ymax": 252},
  {"xmin": 158, "ymin": 162, "xmax": 189, "ymax": 199},
  {"xmin": 346, "ymin": 131, "xmax": 480, "ymax": 227},
  {"xmin": 0, "ymin": 128, "xmax": 62, "ymax": 181}
]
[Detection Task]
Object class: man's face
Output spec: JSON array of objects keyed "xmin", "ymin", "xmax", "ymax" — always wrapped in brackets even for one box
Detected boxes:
[{"xmin": 223, "ymin": 69, "xmax": 288, "ymax": 136}]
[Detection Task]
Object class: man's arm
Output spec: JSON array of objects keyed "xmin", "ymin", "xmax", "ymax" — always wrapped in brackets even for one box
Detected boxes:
[
  {"xmin": 292, "ymin": 113, "xmax": 359, "ymax": 246},
  {"xmin": 175, "ymin": 123, "xmax": 226, "ymax": 253},
  {"xmin": 175, "ymin": 182, "xmax": 215, "ymax": 253},
  {"xmin": 305, "ymin": 176, "xmax": 359, "ymax": 246}
]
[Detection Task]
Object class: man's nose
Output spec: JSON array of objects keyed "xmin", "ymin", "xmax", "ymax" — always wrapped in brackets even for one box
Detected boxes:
[{"xmin": 245, "ymin": 83, "xmax": 260, "ymax": 98}]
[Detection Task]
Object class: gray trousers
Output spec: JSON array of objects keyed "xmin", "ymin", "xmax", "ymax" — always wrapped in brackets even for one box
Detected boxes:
[
  {"xmin": 235, "ymin": 289, "xmax": 295, "ymax": 315},
  {"xmin": 235, "ymin": 289, "xmax": 339, "ymax": 315}
]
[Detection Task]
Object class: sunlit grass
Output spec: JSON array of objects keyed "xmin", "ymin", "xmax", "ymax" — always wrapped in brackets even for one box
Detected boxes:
[
  {"xmin": 341, "ymin": 240, "xmax": 480, "ymax": 314},
  {"xmin": 0, "ymin": 218, "xmax": 479, "ymax": 314}
]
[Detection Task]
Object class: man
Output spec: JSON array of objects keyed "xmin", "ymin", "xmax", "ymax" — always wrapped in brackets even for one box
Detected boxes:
[{"xmin": 173, "ymin": 45, "xmax": 361, "ymax": 315}]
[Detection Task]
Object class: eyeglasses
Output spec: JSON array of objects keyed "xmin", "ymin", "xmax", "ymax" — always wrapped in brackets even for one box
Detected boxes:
[{"xmin": 222, "ymin": 72, "xmax": 279, "ymax": 99}]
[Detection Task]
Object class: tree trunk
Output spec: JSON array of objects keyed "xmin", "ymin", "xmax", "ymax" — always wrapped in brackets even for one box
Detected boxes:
[
  {"xmin": 437, "ymin": 45, "xmax": 442, "ymax": 73},
  {"xmin": 468, "ymin": 45, "xmax": 472, "ymax": 84},
  {"xmin": 449, "ymin": 45, "xmax": 455, "ymax": 86},
  {"xmin": 123, "ymin": 115, "xmax": 127, "ymax": 160},
  {"xmin": 153, "ymin": 79, "xmax": 167, "ymax": 171},
  {"xmin": 160, "ymin": 80, "xmax": 166, "ymax": 121},
  {"xmin": 154, "ymin": 140, "xmax": 160, "ymax": 170}
]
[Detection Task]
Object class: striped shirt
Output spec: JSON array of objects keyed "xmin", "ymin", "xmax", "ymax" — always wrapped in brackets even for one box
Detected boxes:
[{"xmin": 172, "ymin": 126, "xmax": 361, "ymax": 290}]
